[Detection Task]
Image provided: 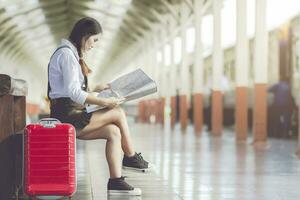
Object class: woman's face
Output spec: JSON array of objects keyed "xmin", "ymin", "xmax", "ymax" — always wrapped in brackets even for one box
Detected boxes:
[{"xmin": 82, "ymin": 34, "xmax": 100, "ymax": 52}]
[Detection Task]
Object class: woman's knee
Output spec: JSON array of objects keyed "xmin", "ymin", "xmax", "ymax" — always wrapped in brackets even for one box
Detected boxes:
[
  {"xmin": 112, "ymin": 106, "xmax": 126, "ymax": 120},
  {"xmin": 106, "ymin": 124, "xmax": 121, "ymax": 141}
]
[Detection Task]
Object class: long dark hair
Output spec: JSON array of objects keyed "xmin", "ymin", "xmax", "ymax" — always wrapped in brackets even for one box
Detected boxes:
[{"xmin": 69, "ymin": 17, "xmax": 102, "ymax": 76}]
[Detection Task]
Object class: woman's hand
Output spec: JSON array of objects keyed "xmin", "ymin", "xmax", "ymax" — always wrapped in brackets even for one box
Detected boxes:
[
  {"xmin": 93, "ymin": 83, "xmax": 110, "ymax": 92},
  {"xmin": 105, "ymin": 97, "xmax": 125, "ymax": 109},
  {"xmin": 85, "ymin": 93, "xmax": 125, "ymax": 108}
]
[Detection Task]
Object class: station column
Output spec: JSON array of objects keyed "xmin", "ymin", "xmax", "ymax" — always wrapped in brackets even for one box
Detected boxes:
[
  {"xmin": 253, "ymin": 0, "xmax": 268, "ymax": 144},
  {"xmin": 169, "ymin": 19, "xmax": 177, "ymax": 129},
  {"xmin": 193, "ymin": 0, "xmax": 204, "ymax": 133},
  {"xmin": 179, "ymin": 3, "xmax": 189, "ymax": 131},
  {"xmin": 160, "ymin": 31, "xmax": 166, "ymax": 126},
  {"xmin": 153, "ymin": 35, "xmax": 161, "ymax": 124},
  {"xmin": 235, "ymin": 0, "xmax": 249, "ymax": 140},
  {"xmin": 212, "ymin": 0, "xmax": 223, "ymax": 135}
]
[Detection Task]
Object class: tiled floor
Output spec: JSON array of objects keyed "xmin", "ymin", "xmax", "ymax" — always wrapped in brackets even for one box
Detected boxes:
[{"xmin": 73, "ymin": 122, "xmax": 300, "ymax": 200}]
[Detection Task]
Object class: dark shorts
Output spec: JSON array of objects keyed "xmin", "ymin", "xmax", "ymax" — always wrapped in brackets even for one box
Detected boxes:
[{"xmin": 50, "ymin": 97, "xmax": 92, "ymax": 132}]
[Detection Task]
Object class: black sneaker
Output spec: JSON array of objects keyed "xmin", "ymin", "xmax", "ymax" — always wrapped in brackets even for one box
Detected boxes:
[
  {"xmin": 122, "ymin": 152, "xmax": 153, "ymax": 172},
  {"xmin": 107, "ymin": 176, "xmax": 142, "ymax": 196}
]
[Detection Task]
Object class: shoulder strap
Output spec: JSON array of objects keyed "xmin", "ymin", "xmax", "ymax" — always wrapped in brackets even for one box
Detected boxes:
[{"xmin": 47, "ymin": 45, "xmax": 72, "ymax": 100}]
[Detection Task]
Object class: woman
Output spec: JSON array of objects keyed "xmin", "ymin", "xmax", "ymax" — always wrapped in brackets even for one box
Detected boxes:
[{"xmin": 48, "ymin": 17, "xmax": 150, "ymax": 196}]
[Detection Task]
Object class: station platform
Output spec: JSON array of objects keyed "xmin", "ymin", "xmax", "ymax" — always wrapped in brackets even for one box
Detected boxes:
[
  {"xmin": 73, "ymin": 123, "xmax": 300, "ymax": 200},
  {"xmin": 1, "ymin": 0, "xmax": 300, "ymax": 199}
]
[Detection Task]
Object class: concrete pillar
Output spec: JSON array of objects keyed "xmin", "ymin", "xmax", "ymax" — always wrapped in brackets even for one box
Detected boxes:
[
  {"xmin": 160, "ymin": 31, "xmax": 166, "ymax": 126},
  {"xmin": 179, "ymin": 3, "xmax": 189, "ymax": 131},
  {"xmin": 253, "ymin": 0, "xmax": 268, "ymax": 145},
  {"xmin": 153, "ymin": 35, "xmax": 161, "ymax": 124},
  {"xmin": 144, "ymin": 44, "xmax": 152, "ymax": 123},
  {"xmin": 151, "ymin": 36, "xmax": 160, "ymax": 123},
  {"xmin": 149, "ymin": 38, "xmax": 156, "ymax": 81},
  {"xmin": 212, "ymin": 0, "xmax": 223, "ymax": 135},
  {"xmin": 138, "ymin": 50, "xmax": 147, "ymax": 123},
  {"xmin": 278, "ymin": 24, "xmax": 292, "ymax": 81},
  {"xmin": 138, "ymin": 101, "xmax": 146, "ymax": 123},
  {"xmin": 292, "ymin": 24, "xmax": 300, "ymax": 156},
  {"xmin": 235, "ymin": 0, "xmax": 249, "ymax": 141},
  {"xmin": 148, "ymin": 37, "xmax": 156, "ymax": 123},
  {"xmin": 193, "ymin": 0, "xmax": 204, "ymax": 133},
  {"xmin": 169, "ymin": 20, "xmax": 177, "ymax": 129}
]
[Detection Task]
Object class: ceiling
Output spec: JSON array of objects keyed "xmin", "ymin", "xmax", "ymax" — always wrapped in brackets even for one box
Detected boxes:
[
  {"xmin": 0, "ymin": 0, "xmax": 212, "ymax": 103},
  {"xmin": 0, "ymin": 0, "xmax": 199, "ymax": 76}
]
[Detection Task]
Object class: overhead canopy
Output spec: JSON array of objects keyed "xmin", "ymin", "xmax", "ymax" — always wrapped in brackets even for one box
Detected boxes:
[
  {"xmin": 0, "ymin": 0, "xmax": 211, "ymax": 103},
  {"xmin": 0, "ymin": 0, "xmax": 201, "ymax": 77}
]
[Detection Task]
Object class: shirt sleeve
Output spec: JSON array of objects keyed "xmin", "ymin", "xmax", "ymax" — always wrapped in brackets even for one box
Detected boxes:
[{"xmin": 60, "ymin": 49, "xmax": 88, "ymax": 105}]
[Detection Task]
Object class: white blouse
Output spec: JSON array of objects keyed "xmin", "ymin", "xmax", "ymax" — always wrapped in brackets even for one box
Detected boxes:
[{"xmin": 48, "ymin": 39, "xmax": 88, "ymax": 105}]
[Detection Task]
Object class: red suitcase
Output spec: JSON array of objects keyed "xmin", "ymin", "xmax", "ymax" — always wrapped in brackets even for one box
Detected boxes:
[{"xmin": 24, "ymin": 118, "xmax": 76, "ymax": 198}]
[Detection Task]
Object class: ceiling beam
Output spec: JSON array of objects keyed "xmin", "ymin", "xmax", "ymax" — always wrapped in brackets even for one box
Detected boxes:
[
  {"xmin": 70, "ymin": 0, "xmax": 122, "ymax": 19},
  {"xmin": 119, "ymin": 26, "xmax": 140, "ymax": 42},
  {"xmin": 122, "ymin": 19, "xmax": 146, "ymax": 38},
  {"xmin": 126, "ymin": 9, "xmax": 154, "ymax": 30},
  {"xmin": 161, "ymin": 0, "xmax": 180, "ymax": 24}
]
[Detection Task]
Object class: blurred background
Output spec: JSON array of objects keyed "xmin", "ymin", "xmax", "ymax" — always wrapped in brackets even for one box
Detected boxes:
[
  {"xmin": 0, "ymin": 0, "xmax": 299, "ymax": 131},
  {"xmin": 1, "ymin": 0, "xmax": 300, "ymax": 199}
]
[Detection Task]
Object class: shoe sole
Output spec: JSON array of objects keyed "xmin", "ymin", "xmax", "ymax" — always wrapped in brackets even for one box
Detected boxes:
[
  {"xmin": 108, "ymin": 189, "xmax": 142, "ymax": 196},
  {"xmin": 122, "ymin": 163, "xmax": 155, "ymax": 173},
  {"xmin": 122, "ymin": 166, "xmax": 151, "ymax": 173}
]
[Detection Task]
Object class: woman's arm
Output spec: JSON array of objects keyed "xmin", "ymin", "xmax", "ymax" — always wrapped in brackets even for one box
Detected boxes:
[
  {"xmin": 92, "ymin": 83, "xmax": 110, "ymax": 92},
  {"xmin": 61, "ymin": 50, "xmax": 89, "ymax": 105},
  {"xmin": 59, "ymin": 50, "xmax": 122, "ymax": 108},
  {"xmin": 84, "ymin": 93, "xmax": 123, "ymax": 109}
]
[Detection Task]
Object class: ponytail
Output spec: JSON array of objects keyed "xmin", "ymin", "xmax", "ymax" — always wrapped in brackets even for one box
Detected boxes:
[
  {"xmin": 79, "ymin": 57, "xmax": 92, "ymax": 76},
  {"xmin": 68, "ymin": 17, "xmax": 102, "ymax": 76}
]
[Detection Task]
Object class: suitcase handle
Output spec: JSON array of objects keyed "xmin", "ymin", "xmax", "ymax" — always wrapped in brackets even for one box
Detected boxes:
[{"xmin": 39, "ymin": 118, "xmax": 61, "ymax": 128}]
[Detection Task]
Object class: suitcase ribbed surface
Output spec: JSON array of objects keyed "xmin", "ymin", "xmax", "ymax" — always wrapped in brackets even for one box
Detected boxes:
[{"xmin": 24, "ymin": 124, "xmax": 76, "ymax": 196}]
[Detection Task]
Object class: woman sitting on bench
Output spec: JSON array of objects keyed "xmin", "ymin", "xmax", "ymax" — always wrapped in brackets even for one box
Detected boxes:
[{"xmin": 48, "ymin": 17, "xmax": 150, "ymax": 196}]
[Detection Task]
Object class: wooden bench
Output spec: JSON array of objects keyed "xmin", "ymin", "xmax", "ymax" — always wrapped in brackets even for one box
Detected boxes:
[{"xmin": 0, "ymin": 74, "xmax": 27, "ymax": 199}]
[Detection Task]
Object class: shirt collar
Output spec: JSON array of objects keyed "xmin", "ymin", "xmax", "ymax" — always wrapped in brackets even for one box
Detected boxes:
[{"xmin": 60, "ymin": 39, "xmax": 79, "ymax": 60}]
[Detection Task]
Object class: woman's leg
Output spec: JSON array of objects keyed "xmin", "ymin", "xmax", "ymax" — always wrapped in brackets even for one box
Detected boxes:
[
  {"xmin": 77, "ymin": 116, "xmax": 142, "ymax": 196},
  {"xmin": 77, "ymin": 124, "xmax": 122, "ymax": 178},
  {"xmin": 112, "ymin": 107, "xmax": 135, "ymax": 156},
  {"xmin": 78, "ymin": 107, "xmax": 135, "ymax": 156}
]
